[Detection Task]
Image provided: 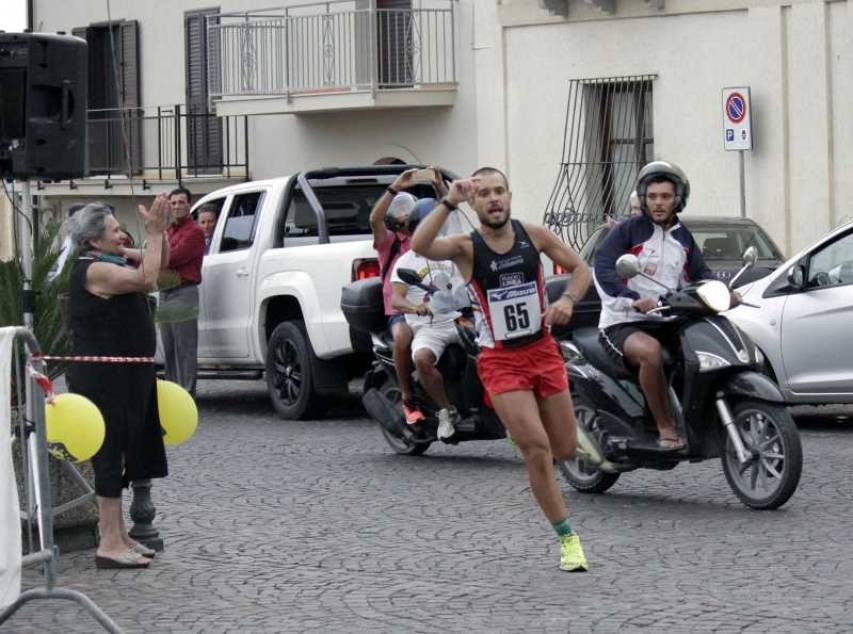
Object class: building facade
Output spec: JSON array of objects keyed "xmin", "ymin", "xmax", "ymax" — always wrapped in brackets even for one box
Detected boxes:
[{"xmin": 19, "ymin": 0, "xmax": 853, "ymax": 256}]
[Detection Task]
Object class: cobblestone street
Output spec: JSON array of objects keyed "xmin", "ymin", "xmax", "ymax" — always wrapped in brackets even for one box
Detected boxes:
[{"xmin": 11, "ymin": 381, "xmax": 853, "ymax": 633}]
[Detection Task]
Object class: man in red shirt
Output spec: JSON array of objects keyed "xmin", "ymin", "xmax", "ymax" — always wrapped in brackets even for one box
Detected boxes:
[{"xmin": 159, "ymin": 187, "xmax": 205, "ymax": 396}]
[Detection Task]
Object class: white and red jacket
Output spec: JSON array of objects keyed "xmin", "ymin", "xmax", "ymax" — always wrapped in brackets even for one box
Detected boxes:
[{"xmin": 594, "ymin": 215, "xmax": 715, "ymax": 329}]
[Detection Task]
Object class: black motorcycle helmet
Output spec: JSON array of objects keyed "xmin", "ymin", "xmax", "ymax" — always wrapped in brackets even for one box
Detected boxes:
[{"xmin": 635, "ymin": 160, "xmax": 691, "ymax": 214}]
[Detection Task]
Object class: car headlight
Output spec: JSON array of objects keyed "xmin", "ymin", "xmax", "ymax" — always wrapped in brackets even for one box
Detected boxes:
[{"xmin": 696, "ymin": 351, "xmax": 731, "ymax": 372}]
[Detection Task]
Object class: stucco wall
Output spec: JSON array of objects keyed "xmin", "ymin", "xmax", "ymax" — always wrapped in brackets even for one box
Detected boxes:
[{"xmin": 497, "ymin": 0, "xmax": 853, "ymax": 255}]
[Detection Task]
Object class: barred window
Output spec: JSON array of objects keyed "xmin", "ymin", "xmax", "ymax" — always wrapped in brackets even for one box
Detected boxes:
[{"xmin": 544, "ymin": 74, "xmax": 655, "ymax": 250}]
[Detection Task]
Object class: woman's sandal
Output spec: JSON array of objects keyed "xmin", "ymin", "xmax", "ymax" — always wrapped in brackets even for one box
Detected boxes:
[
  {"xmin": 658, "ymin": 435, "xmax": 687, "ymax": 451},
  {"xmin": 130, "ymin": 542, "xmax": 156, "ymax": 558},
  {"xmin": 95, "ymin": 549, "xmax": 151, "ymax": 569}
]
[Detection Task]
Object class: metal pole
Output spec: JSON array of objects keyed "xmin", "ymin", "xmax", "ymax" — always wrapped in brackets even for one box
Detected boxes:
[
  {"xmin": 18, "ymin": 182, "xmax": 34, "ymax": 331},
  {"xmin": 739, "ymin": 150, "xmax": 746, "ymax": 218}
]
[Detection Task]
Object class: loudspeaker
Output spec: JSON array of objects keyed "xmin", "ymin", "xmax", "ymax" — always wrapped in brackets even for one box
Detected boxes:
[{"xmin": 0, "ymin": 32, "xmax": 87, "ymax": 180}]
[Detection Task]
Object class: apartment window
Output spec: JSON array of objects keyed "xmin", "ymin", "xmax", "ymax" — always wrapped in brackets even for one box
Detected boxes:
[
  {"xmin": 544, "ymin": 74, "xmax": 655, "ymax": 249},
  {"xmin": 72, "ymin": 21, "xmax": 141, "ymax": 176}
]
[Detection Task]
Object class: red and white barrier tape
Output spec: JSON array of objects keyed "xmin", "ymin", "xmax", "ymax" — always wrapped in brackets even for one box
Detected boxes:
[
  {"xmin": 33, "ymin": 355, "xmax": 155, "ymax": 364},
  {"xmin": 26, "ymin": 362, "xmax": 55, "ymax": 404}
]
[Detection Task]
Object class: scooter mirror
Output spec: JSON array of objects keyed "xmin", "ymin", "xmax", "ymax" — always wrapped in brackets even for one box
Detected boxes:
[
  {"xmin": 729, "ymin": 246, "xmax": 759, "ymax": 290},
  {"xmin": 397, "ymin": 268, "xmax": 421, "ymax": 286},
  {"xmin": 615, "ymin": 254, "xmax": 642, "ymax": 279}
]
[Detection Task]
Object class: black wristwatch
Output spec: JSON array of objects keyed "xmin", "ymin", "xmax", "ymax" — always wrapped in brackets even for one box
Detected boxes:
[
  {"xmin": 386, "ymin": 186, "xmax": 399, "ymax": 196},
  {"xmin": 440, "ymin": 197, "xmax": 458, "ymax": 211}
]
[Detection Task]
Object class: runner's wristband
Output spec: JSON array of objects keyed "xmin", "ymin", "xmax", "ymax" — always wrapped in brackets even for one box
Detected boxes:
[
  {"xmin": 440, "ymin": 197, "xmax": 458, "ymax": 211},
  {"xmin": 387, "ymin": 186, "xmax": 399, "ymax": 196}
]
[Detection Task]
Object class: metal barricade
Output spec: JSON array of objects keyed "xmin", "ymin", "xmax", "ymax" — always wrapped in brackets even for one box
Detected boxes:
[{"xmin": 0, "ymin": 326, "xmax": 122, "ymax": 633}]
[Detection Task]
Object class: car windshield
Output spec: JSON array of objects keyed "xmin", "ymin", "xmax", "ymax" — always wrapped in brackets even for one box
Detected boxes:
[{"xmin": 690, "ymin": 226, "xmax": 781, "ymax": 260}]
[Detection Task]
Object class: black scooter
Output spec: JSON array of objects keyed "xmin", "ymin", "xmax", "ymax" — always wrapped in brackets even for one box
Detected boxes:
[
  {"xmin": 341, "ymin": 270, "xmax": 506, "ymax": 455},
  {"xmin": 557, "ymin": 249, "xmax": 802, "ymax": 509}
]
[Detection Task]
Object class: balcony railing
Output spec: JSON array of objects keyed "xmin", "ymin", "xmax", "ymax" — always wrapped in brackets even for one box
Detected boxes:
[
  {"xmin": 208, "ymin": 1, "xmax": 456, "ymax": 99},
  {"xmin": 83, "ymin": 105, "xmax": 249, "ymax": 185}
]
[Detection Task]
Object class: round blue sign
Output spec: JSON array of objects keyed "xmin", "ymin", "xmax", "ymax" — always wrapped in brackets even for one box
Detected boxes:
[{"xmin": 725, "ymin": 92, "xmax": 746, "ymax": 124}]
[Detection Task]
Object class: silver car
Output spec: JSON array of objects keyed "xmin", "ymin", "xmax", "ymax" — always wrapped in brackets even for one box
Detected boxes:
[{"xmin": 729, "ymin": 221, "xmax": 853, "ymax": 404}]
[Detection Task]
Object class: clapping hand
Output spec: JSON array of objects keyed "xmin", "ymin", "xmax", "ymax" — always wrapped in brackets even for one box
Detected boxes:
[{"xmin": 139, "ymin": 193, "xmax": 171, "ymax": 234}]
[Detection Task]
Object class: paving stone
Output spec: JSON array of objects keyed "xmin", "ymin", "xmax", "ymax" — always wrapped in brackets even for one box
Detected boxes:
[{"xmin": 8, "ymin": 379, "xmax": 853, "ymax": 633}]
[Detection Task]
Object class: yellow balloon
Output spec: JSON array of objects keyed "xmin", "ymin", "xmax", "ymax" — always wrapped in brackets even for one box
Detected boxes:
[
  {"xmin": 157, "ymin": 380, "xmax": 198, "ymax": 446},
  {"xmin": 45, "ymin": 393, "xmax": 106, "ymax": 462}
]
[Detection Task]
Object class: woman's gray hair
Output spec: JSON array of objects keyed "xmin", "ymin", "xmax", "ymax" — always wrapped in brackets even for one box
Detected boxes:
[{"xmin": 67, "ymin": 203, "xmax": 113, "ymax": 251}]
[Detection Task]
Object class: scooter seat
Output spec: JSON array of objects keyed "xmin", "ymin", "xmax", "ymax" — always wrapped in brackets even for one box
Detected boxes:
[{"xmin": 572, "ymin": 328, "xmax": 635, "ymax": 381}]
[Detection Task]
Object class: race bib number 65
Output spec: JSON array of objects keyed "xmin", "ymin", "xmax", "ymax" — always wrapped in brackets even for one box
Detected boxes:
[{"xmin": 487, "ymin": 281, "xmax": 542, "ymax": 341}]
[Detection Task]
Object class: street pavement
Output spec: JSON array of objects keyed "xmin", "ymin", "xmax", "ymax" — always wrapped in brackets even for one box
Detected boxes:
[{"xmin": 10, "ymin": 380, "xmax": 853, "ymax": 634}]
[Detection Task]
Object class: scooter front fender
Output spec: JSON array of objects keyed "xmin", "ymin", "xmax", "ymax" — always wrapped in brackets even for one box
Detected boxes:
[{"xmin": 720, "ymin": 371, "xmax": 786, "ymax": 403}]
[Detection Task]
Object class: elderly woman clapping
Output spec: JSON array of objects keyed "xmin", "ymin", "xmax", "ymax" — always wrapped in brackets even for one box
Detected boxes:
[{"xmin": 66, "ymin": 194, "xmax": 171, "ymax": 569}]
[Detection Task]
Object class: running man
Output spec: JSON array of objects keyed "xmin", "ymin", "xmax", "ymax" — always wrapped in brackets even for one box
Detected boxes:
[{"xmin": 410, "ymin": 167, "xmax": 594, "ymax": 572}]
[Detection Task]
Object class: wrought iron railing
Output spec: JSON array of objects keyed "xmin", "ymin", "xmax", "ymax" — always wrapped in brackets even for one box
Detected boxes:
[
  {"xmin": 209, "ymin": 1, "xmax": 456, "ymax": 98},
  {"xmin": 84, "ymin": 105, "xmax": 249, "ymax": 185},
  {"xmin": 544, "ymin": 74, "xmax": 656, "ymax": 250}
]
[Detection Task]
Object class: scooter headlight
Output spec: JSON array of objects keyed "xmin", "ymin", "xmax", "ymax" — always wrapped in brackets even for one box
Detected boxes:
[
  {"xmin": 753, "ymin": 346, "xmax": 764, "ymax": 366},
  {"xmin": 696, "ymin": 351, "xmax": 731, "ymax": 372}
]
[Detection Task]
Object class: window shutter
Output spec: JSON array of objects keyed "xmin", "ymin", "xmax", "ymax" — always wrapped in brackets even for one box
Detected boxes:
[
  {"xmin": 119, "ymin": 20, "xmax": 140, "ymax": 109},
  {"xmin": 119, "ymin": 20, "xmax": 141, "ymax": 173},
  {"xmin": 185, "ymin": 9, "xmax": 222, "ymax": 174}
]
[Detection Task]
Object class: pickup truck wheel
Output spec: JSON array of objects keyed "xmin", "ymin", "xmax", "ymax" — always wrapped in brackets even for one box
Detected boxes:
[{"xmin": 266, "ymin": 321, "xmax": 322, "ymax": 420}]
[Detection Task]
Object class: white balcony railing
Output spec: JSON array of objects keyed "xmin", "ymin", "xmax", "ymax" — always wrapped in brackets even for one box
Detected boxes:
[{"xmin": 208, "ymin": 1, "xmax": 456, "ymax": 99}]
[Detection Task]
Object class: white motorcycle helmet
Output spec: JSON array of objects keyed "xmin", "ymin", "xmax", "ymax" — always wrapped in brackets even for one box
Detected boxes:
[{"xmin": 635, "ymin": 160, "xmax": 691, "ymax": 214}]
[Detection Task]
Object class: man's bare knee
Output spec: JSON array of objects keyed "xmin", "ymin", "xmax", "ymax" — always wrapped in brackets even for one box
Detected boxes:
[
  {"xmin": 516, "ymin": 436, "xmax": 552, "ymax": 464},
  {"xmin": 413, "ymin": 351, "xmax": 436, "ymax": 373},
  {"xmin": 626, "ymin": 336, "xmax": 662, "ymax": 368}
]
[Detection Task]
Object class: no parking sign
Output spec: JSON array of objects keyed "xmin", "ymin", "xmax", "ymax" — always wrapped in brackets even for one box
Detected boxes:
[{"xmin": 722, "ymin": 87, "xmax": 753, "ymax": 151}]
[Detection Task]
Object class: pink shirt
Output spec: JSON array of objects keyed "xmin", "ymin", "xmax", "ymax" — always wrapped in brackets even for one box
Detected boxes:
[{"xmin": 375, "ymin": 229, "xmax": 411, "ymax": 315}]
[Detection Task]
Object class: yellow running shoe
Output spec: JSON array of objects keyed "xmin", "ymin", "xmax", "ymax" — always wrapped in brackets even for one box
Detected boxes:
[{"xmin": 559, "ymin": 533, "xmax": 589, "ymax": 572}]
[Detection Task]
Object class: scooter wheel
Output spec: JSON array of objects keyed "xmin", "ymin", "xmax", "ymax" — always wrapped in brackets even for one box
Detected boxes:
[
  {"xmin": 378, "ymin": 379, "xmax": 431, "ymax": 456},
  {"xmin": 557, "ymin": 396, "xmax": 620, "ymax": 493},
  {"xmin": 721, "ymin": 400, "xmax": 802, "ymax": 510}
]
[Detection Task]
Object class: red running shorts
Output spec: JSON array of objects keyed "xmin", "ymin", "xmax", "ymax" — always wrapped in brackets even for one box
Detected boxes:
[{"xmin": 477, "ymin": 333, "xmax": 569, "ymax": 403}]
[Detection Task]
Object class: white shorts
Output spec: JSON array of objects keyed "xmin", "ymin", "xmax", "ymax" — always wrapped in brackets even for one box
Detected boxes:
[{"xmin": 411, "ymin": 321, "xmax": 460, "ymax": 363}]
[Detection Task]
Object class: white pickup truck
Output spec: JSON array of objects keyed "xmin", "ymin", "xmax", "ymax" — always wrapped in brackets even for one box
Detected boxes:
[{"xmin": 188, "ymin": 165, "xmax": 444, "ymax": 419}]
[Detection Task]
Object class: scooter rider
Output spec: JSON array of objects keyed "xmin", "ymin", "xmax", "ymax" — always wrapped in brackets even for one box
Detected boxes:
[
  {"xmin": 594, "ymin": 160, "xmax": 734, "ymax": 450},
  {"xmin": 411, "ymin": 167, "xmax": 594, "ymax": 573},
  {"xmin": 369, "ymin": 168, "xmax": 448, "ymax": 426},
  {"xmin": 390, "ymin": 198, "xmax": 464, "ymax": 441}
]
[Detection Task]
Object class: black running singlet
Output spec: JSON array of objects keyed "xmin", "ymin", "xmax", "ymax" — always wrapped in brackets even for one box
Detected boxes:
[{"xmin": 468, "ymin": 220, "xmax": 546, "ymax": 349}]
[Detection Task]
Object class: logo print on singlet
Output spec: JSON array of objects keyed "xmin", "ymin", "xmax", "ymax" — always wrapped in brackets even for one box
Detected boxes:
[{"xmin": 499, "ymin": 272, "xmax": 524, "ymax": 287}]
